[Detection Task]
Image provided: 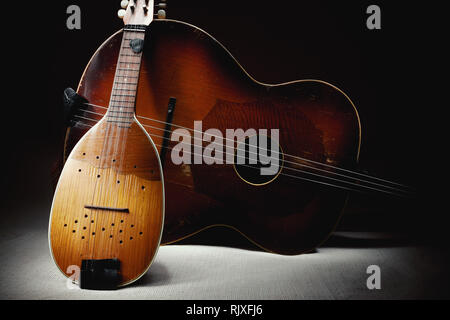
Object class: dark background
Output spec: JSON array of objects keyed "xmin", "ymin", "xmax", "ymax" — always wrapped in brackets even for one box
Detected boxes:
[{"xmin": 2, "ymin": 1, "xmax": 444, "ymax": 246}]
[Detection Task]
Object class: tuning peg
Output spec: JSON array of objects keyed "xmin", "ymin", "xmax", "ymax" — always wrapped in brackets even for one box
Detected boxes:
[
  {"xmin": 118, "ymin": 9, "xmax": 126, "ymax": 19},
  {"xmin": 154, "ymin": 9, "xmax": 166, "ymax": 19},
  {"xmin": 120, "ymin": 0, "xmax": 129, "ymax": 9},
  {"xmin": 143, "ymin": 7, "xmax": 148, "ymax": 14},
  {"xmin": 156, "ymin": 3, "xmax": 167, "ymax": 9}
]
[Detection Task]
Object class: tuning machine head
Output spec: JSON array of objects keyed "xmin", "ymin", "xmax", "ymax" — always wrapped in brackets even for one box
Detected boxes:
[
  {"xmin": 153, "ymin": 1, "xmax": 167, "ymax": 19},
  {"xmin": 154, "ymin": 9, "xmax": 166, "ymax": 19},
  {"xmin": 118, "ymin": 0, "xmax": 164, "ymax": 21},
  {"xmin": 118, "ymin": 0, "xmax": 129, "ymax": 19}
]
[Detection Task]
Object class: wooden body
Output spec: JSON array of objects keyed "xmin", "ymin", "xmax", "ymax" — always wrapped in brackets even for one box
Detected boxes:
[
  {"xmin": 62, "ymin": 19, "xmax": 361, "ymax": 255},
  {"xmin": 50, "ymin": 117, "xmax": 164, "ymax": 285}
]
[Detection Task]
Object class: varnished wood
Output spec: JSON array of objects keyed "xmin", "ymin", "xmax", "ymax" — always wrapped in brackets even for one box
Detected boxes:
[
  {"xmin": 61, "ymin": 19, "xmax": 361, "ymax": 255},
  {"xmin": 49, "ymin": 118, "xmax": 164, "ymax": 286}
]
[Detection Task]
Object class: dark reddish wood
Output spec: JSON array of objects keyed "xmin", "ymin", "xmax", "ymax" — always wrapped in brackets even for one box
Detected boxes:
[{"xmin": 58, "ymin": 19, "xmax": 361, "ymax": 255}]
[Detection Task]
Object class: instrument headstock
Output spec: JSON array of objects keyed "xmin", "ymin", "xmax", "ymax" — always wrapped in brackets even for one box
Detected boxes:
[{"xmin": 118, "ymin": 0, "xmax": 167, "ymax": 24}]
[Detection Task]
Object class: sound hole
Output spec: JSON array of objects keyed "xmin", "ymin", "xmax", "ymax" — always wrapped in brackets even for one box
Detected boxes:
[{"xmin": 233, "ymin": 135, "xmax": 283, "ymax": 186}]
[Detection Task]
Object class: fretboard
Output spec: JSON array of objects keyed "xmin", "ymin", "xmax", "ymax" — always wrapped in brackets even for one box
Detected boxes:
[{"xmin": 106, "ymin": 25, "xmax": 147, "ymax": 128}]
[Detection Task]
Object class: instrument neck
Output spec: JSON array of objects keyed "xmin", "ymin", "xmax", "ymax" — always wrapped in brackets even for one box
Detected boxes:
[{"xmin": 106, "ymin": 25, "xmax": 147, "ymax": 127}]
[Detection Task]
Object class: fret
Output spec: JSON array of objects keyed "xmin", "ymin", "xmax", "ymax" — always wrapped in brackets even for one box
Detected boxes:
[
  {"xmin": 106, "ymin": 115, "xmax": 134, "ymax": 119},
  {"xmin": 115, "ymin": 75, "xmax": 139, "ymax": 78},
  {"xmin": 117, "ymin": 68, "xmax": 140, "ymax": 72},
  {"xmin": 120, "ymin": 54, "xmax": 138, "ymax": 57},
  {"xmin": 114, "ymin": 81, "xmax": 138, "ymax": 85},
  {"xmin": 110, "ymin": 100, "xmax": 135, "ymax": 104},
  {"xmin": 110, "ymin": 95, "xmax": 135, "ymax": 99},
  {"xmin": 108, "ymin": 111, "xmax": 134, "ymax": 114},
  {"xmin": 108, "ymin": 105, "xmax": 135, "ymax": 109},
  {"xmin": 112, "ymin": 94, "xmax": 136, "ymax": 97},
  {"xmin": 107, "ymin": 120, "xmax": 134, "ymax": 124},
  {"xmin": 113, "ymin": 88, "xmax": 136, "ymax": 91},
  {"xmin": 118, "ymin": 61, "xmax": 141, "ymax": 65}
]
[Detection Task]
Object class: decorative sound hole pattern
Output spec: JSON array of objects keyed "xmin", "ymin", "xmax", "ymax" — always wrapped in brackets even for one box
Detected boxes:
[{"xmin": 63, "ymin": 219, "xmax": 144, "ymax": 245}]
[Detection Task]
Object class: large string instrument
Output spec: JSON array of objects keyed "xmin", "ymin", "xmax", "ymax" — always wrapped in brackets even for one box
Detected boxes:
[
  {"xmin": 55, "ymin": 0, "xmax": 414, "ymax": 259},
  {"xmin": 49, "ymin": 0, "xmax": 164, "ymax": 288}
]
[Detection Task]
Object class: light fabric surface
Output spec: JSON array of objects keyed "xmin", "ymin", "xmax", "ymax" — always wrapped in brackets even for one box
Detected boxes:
[{"xmin": 1, "ymin": 226, "xmax": 448, "ymax": 300}]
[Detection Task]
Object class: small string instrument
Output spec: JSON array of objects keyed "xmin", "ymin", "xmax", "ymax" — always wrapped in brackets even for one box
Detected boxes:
[
  {"xmin": 57, "ymin": 1, "xmax": 414, "ymax": 256},
  {"xmin": 49, "ymin": 0, "xmax": 164, "ymax": 288}
]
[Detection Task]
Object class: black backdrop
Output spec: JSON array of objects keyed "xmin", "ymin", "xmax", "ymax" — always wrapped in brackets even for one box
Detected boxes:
[{"xmin": 2, "ymin": 1, "xmax": 444, "ymax": 246}]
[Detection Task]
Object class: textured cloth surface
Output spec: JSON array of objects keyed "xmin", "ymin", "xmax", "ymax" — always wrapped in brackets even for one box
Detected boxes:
[{"xmin": 1, "ymin": 227, "xmax": 449, "ymax": 300}]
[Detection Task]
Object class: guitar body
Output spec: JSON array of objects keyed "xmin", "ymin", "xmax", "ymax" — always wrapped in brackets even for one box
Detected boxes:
[
  {"xmin": 49, "ymin": 117, "xmax": 164, "ymax": 286},
  {"xmin": 63, "ymin": 19, "xmax": 361, "ymax": 255}
]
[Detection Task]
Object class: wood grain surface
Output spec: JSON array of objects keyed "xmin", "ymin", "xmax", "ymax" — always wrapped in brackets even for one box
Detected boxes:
[{"xmin": 50, "ymin": 118, "xmax": 164, "ymax": 285}]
